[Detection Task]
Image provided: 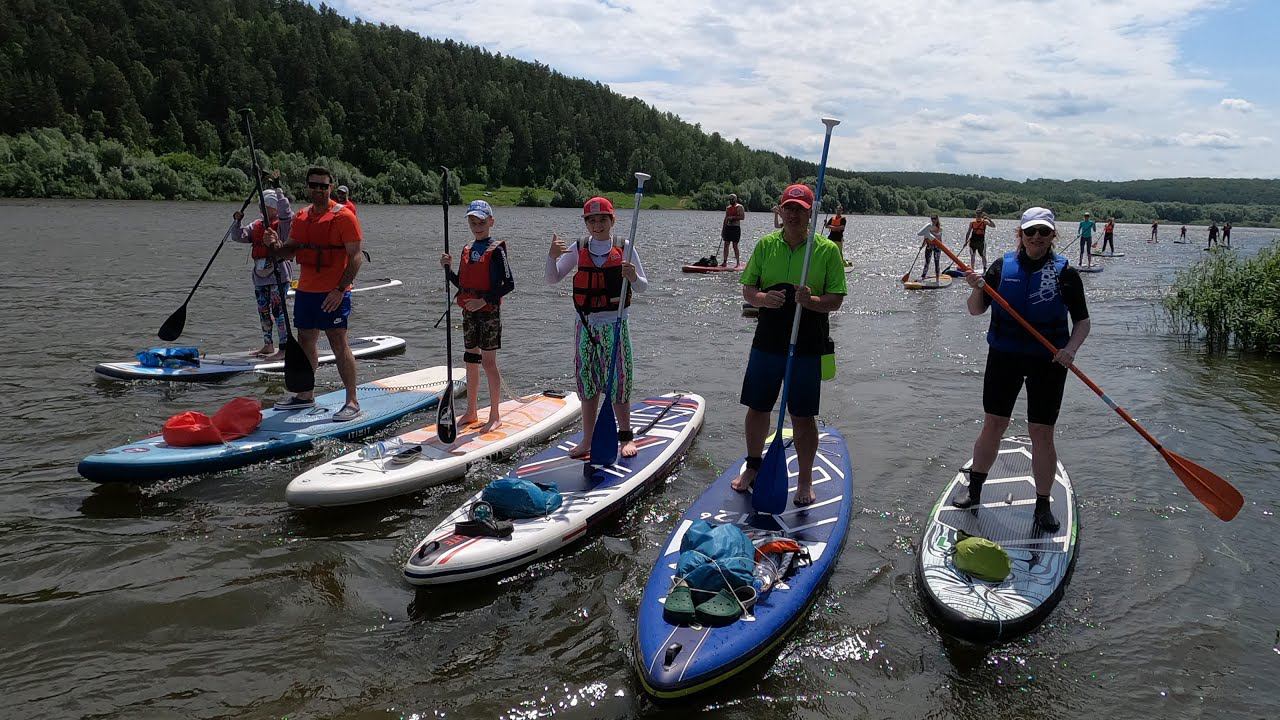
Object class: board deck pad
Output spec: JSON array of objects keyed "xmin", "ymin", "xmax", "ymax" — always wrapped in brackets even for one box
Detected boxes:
[
  {"xmin": 403, "ymin": 393, "xmax": 705, "ymax": 585},
  {"xmin": 286, "ymin": 392, "xmax": 582, "ymax": 507},
  {"xmin": 916, "ymin": 436, "xmax": 1077, "ymax": 642},
  {"xmin": 95, "ymin": 335, "xmax": 405, "ymax": 382},
  {"xmin": 78, "ymin": 366, "xmax": 463, "ymax": 483},
  {"xmin": 904, "ymin": 274, "xmax": 954, "ymax": 290},
  {"xmin": 634, "ymin": 426, "xmax": 853, "ymax": 699}
]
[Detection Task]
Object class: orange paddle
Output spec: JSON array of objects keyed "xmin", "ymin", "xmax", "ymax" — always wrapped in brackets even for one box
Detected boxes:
[{"xmin": 932, "ymin": 239, "xmax": 1243, "ymax": 521}]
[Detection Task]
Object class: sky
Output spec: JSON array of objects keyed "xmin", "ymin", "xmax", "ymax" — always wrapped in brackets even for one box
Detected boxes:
[{"xmin": 316, "ymin": 0, "xmax": 1278, "ymax": 181}]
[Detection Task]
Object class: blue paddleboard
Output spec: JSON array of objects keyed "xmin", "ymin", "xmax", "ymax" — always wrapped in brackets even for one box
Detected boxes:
[
  {"xmin": 78, "ymin": 366, "xmax": 462, "ymax": 483},
  {"xmin": 634, "ymin": 425, "xmax": 853, "ymax": 698}
]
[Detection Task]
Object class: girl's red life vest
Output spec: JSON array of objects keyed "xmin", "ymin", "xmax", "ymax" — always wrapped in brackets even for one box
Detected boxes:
[
  {"xmin": 572, "ymin": 243, "xmax": 631, "ymax": 314},
  {"xmin": 294, "ymin": 202, "xmax": 350, "ymax": 271},
  {"xmin": 456, "ymin": 240, "xmax": 505, "ymax": 313},
  {"xmin": 249, "ymin": 218, "xmax": 278, "ymax": 259}
]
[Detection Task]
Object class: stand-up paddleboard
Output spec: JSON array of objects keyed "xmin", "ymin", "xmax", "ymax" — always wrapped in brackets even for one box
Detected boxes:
[
  {"xmin": 95, "ymin": 336, "xmax": 406, "ymax": 382},
  {"xmin": 634, "ymin": 426, "xmax": 853, "ymax": 699},
  {"xmin": 78, "ymin": 366, "xmax": 464, "ymax": 483},
  {"xmin": 1093, "ymin": 253, "xmax": 1125, "ymax": 258},
  {"xmin": 843, "ymin": 260, "xmax": 855, "ymax": 273},
  {"xmin": 943, "ymin": 268, "xmax": 966, "ymax": 278},
  {"xmin": 682, "ymin": 263, "xmax": 744, "ymax": 274},
  {"xmin": 286, "ymin": 391, "xmax": 583, "ymax": 507},
  {"xmin": 287, "ymin": 277, "xmax": 402, "ymax": 297},
  {"xmin": 742, "ymin": 303, "xmax": 759, "ymax": 318},
  {"xmin": 1077, "ymin": 265, "xmax": 1104, "ymax": 273},
  {"xmin": 903, "ymin": 274, "xmax": 954, "ymax": 290},
  {"xmin": 916, "ymin": 436, "xmax": 1078, "ymax": 642},
  {"xmin": 403, "ymin": 393, "xmax": 705, "ymax": 585}
]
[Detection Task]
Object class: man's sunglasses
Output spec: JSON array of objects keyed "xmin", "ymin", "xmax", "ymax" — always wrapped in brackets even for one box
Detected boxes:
[
  {"xmin": 307, "ymin": 181, "xmax": 331, "ymax": 189},
  {"xmin": 1022, "ymin": 226, "xmax": 1054, "ymax": 237}
]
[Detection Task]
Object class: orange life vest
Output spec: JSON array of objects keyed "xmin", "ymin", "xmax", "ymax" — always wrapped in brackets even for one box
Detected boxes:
[
  {"xmin": 456, "ymin": 240, "xmax": 505, "ymax": 313},
  {"xmin": 572, "ymin": 243, "xmax": 631, "ymax": 314},
  {"xmin": 827, "ymin": 215, "xmax": 846, "ymax": 229},
  {"xmin": 970, "ymin": 219, "xmax": 987, "ymax": 235},
  {"xmin": 294, "ymin": 201, "xmax": 351, "ymax": 271}
]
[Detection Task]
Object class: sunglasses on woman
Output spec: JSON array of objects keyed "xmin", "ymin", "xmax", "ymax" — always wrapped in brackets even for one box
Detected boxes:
[{"xmin": 1022, "ymin": 226, "xmax": 1054, "ymax": 237}]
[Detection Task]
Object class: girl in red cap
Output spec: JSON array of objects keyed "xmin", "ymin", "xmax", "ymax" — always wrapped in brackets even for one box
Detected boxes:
[{"xmin": 545, "ymin": 196, "xmax": 649, "ymax": 460}]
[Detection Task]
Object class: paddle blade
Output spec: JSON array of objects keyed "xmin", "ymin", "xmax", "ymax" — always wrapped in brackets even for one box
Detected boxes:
[
  {"xmin": 590, "ymin": 399, "xmax": 619, "ymax": 469},
  {"xmin": 437, "ymin": 382, "xmax": 457, "ymax": 444},
  {"xmin": 751, "ymin": 433, "xmax": 790, "ymax": 515},
  {"xmin": 1162, "ymin": 447, "xmax": 1244, "ymax": 521},
  {"xmin": 157, "ymin": 305, "xmax": 187, "ymax": 341},
  {"xmin": 282, "ymin": 338, "xmax": 314, "ymax": 393}
]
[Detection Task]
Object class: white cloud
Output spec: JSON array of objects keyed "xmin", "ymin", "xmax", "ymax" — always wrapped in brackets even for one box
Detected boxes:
[{"xmin": 335, "ymin": 0, "xmax": 1277, "ymax": 180}]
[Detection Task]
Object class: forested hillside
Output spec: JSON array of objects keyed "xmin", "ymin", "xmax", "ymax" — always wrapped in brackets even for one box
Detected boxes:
[{"xmin": 1, "ymin": 0, "xmax": 1277, "ymax": 224}]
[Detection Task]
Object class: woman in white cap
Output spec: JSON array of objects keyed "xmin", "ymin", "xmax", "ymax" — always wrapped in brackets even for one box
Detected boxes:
[
  {"xmin": 953, "ymin": 206, "xmax": 1091, "ymax": 533},
  {"xmin": 233, "ymin": 186, "xmax": 294, "ymax": 359}
]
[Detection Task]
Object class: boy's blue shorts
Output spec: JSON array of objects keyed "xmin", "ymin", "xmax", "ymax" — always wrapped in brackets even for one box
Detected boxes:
[
  {"xmin": 739, "ymin": 348, "xmax": 821, "ymax": 417},
  {"xmin": 293, "ymin": 290, "xmax": 351, "ymax": 330}
]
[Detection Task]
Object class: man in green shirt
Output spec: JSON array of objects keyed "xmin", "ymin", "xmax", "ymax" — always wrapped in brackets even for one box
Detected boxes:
[{"xmin": 732, "ymin": 183, "xmax": 847, "ymax": 506}]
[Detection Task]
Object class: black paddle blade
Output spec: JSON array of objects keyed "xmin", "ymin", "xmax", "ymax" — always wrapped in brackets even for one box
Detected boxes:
[
  {"xmin": 282, "ymin": 338, "xmax": 315, "ymax": 393},
  {"xmin": 437, "ymin": 382, "xmax": 457, "ymax": 444},
  {"xmin": 157, "ymin": 305, "xmax": 187, "ymax": 341}
]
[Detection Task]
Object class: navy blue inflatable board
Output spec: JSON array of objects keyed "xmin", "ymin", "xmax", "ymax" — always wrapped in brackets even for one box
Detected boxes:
[
  {"xmin": 1092, "ymin": 253, "xmax": 1125, "ymax": 258},
  {"xmin": 634, "ymin": 425, "xmax": 853, "ymax": 699},
  {"xmin": 403, "ymin": 393, "xmax": 705, "ymax": 585},
  {"xmin": 94, "ymin": 335, "xmax": 405, "ymax": 382},
  {"xmin": 1076, "ymin": 265, "xmax": 1104, "ymax": 273},
  {"xmin": 78, "ymin": 366, "xmax": 463, "ymax": 483},
  {"xmin": 916, "ymin": 436, "xmax": 1078, "ymax": 642},
  {"xmin": 943, "ymin": 268, "xmax": 966, "ymax": 278}
]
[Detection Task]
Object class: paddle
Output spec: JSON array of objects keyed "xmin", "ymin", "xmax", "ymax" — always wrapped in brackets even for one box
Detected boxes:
[
  {"xmin": 753, "ymin": 117, "xmax": 840, "ymax": 515},
  {"xmin": 931, "ymin": 239, "xmax": 1243, "ymax": 521},
  {"xmin": 157, "ymin": 188, "xmax": 259, "ymax": 341},
  {"xmin": 436, "ymin": 168, "xmax": 458, "ymax": 445},
  {"xmin": 901, "ymin": 242, "xmax": 925, "ymax": 283},
  {"xmin": 589, "ymin": 172, "xmax": 652, "ymax": 469},
  {"xmin": 243, "ymin": 110, "xmax": 313, "ymax": 393}
]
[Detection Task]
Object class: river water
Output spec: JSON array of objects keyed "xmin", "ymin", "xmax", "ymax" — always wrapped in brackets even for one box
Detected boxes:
[{"xmin": 3, "ymin": 200, "xmax": 1277, "ymax": 719}]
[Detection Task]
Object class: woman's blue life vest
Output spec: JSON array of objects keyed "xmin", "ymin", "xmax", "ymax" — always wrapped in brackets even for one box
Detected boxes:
[{"xmin": 987, "ymin": 251, "xmax": 1070, "ymax": 358}]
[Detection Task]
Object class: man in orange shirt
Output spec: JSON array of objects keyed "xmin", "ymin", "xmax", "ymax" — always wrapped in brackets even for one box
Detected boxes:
[{"xmin": 266, "ymin": 166, "xmax": 365, "ymax": 420}]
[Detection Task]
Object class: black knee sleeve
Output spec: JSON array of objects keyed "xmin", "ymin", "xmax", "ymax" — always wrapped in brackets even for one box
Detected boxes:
[{"xmin": 463, "ymin": 351, "xmax": 482, "ymax": 364}]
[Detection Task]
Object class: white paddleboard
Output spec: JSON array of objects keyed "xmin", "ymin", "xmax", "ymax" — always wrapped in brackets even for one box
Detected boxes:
[
  {"xmin": 404, "ymin": 393, "xmax": 705, "ymax": 585},
  {"xmin": 95, "ymin": 335, "xmax": 406, "ymax": 382},
  {"xmin": 916, "ymin": 436, "xmax": 1078, "ymax": 642},
  {"xmin": 287, "ymin": 391, "xmax": 583, "ymax": 507},
  {"xmin": 286, "ymin": 278, "xmax": 402, "ymax": 297}
]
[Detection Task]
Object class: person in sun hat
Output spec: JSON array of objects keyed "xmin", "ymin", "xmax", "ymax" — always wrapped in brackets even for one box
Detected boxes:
[
  {"xmin": 545, "ymin": 195, "xmax": 649, "ymax": 461},
  {"xmin": 952, "ymin": 206, "xmax": 1091, "ymax": 533},
  {"xmin": 440, "ymin": 199, "xmax": 515, "ymax": 432},
  {"xmin": 731, "ymin": 183, "xmax": 847, "ymax": 507}
]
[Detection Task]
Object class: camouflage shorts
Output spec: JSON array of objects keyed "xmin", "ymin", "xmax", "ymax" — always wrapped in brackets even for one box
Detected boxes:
[{"xmin": 463, "ymin": 310, "xmax": 501, "ymax": 351}]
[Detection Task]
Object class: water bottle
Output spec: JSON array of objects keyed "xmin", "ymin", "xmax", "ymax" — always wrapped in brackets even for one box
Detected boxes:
[{"xmin": 359, "ymin": 437, "xmax": 406, "ymax": 462}]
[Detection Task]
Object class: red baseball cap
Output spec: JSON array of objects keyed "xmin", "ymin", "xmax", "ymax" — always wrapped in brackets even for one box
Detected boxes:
[
  {"xmin": 583, "ymin": 196, "xmax": 615, "ymax": 216},
  {"xmin": 779, "ymin": 183, "xmax": 815, "ymax": 210}
]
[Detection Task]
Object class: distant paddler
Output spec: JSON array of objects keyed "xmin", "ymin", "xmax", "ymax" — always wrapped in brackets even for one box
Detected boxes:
[
  {"xmin": 916, "ymin": 215, "xmax": 944, "ymax": 282},
  {"xmin": 823, "ymin": 205, "xmax": 849, "ymax": 265},
  {"xmin": 1075, "ymin": 211, "xmax": 1096, "ymax": 267},
  {"xmin": 963, "ymin": 210, "xmax": 995, "ymax": 272},
  {"xmin": 720, "ymin": 193, "xmax": 746, "ymax": 267}
]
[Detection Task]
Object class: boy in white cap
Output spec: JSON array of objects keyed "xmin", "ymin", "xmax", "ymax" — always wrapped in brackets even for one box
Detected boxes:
[
  {"xmin": 954, "ymin": 206, "xmax": 1091, "ymax": 533},
  {"xmin": 440, "ymin": 200, "xmax": 515, "ymax": 431},
  {"xmin": 233, "ymin": 184, "xmax": 293, "ymax": 359}
]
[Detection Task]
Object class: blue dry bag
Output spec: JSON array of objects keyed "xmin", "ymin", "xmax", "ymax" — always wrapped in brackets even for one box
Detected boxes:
[
  {"xmin": 480, "ymin": 477, "xmax": 563, "ymax": 519},
  {"xmin": 675, "ymin": 520, "xmax": 756, "ymax": 594},
  {"xmin": 136, "ymin": 346, "xmax": 200, "ymax": 368}
]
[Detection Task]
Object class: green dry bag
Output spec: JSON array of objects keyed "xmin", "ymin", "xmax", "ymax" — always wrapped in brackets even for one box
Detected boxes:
[{"xmin": 953, "ymin": 535, "xmax": 1010, "ymax": 582}]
